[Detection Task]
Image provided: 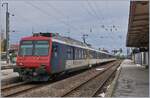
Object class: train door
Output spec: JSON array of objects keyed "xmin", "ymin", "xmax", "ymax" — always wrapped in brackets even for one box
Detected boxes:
[{"xmin": 51, "ymin": 42, "xmax": 65, "ymax": 73}]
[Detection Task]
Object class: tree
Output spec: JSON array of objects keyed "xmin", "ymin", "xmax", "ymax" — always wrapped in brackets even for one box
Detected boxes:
[{"xmin": 1, "ymin": 39, "xmax": 7, "ymax": 52}]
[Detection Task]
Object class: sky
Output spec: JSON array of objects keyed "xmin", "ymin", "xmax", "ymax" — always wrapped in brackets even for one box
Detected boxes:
[{"xmin": 0, "ymin": 0, "xmax": 130, "ymax": 54}]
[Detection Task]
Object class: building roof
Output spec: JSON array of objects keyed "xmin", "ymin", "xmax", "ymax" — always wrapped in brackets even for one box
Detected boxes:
[{"xmin": 126, "ymin": 1, "xmax": 149, "ymax": 47}]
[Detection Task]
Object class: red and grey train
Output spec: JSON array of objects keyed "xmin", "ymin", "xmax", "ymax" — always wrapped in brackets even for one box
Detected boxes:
[{"xmin": 14, "ymin": 33, "xmax": 115, "ymax": 81}]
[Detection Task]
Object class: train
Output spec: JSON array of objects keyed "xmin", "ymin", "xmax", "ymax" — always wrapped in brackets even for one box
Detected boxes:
[{"xmin": 14, "ymin": 33, "xmax": 116, "ymax": 81}]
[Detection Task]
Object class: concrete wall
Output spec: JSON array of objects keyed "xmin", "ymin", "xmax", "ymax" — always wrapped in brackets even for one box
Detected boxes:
[
  {"xmin": 134, "ymin": 52, "xmax": 142, "ymax": 64},
  {"xmin": 142, "ymin": 52, "xmax": 149, "ymax": 66},
  {"xmin": 134, "ymin": 52, "xmax": 149, "ymax": 67}
]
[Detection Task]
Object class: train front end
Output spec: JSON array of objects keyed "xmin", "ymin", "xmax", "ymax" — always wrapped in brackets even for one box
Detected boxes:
[{"xmin": 14, "ymin": 36, "xmax": 52, "ymax": 81}]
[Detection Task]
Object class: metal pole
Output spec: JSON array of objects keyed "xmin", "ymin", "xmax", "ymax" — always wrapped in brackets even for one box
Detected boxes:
[
  {"xmin": 83, "ymin": 35, "xmax": 86, "ymax": 43},
  {"xmin": 82, "ymin": 34, "xmax": 88, "ymax": 44},
  {"xmin": 67, "ymin": 16, "xmax": 70, "ymax": 38},
  {"xmin": 3, "ymin": 3, "xmax": 9, "ymax": 64}
]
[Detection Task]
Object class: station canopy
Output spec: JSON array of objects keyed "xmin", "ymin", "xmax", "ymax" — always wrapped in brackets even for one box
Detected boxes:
[{"xmin": 126, "ymin": 1, "xmax": 149, "ymax": 48}]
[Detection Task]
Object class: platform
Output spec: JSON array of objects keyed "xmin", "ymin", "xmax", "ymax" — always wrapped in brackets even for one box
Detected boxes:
[
  {"xmin": 113, "ymin": 59, "xmax": 149, "ymax": 97},
  {"xmin": 1, "ymin": 68, "xmax": 19, "ymax": 86}
]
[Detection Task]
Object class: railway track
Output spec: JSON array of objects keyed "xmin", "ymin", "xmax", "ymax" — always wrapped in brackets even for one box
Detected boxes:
[
  {"xmin": 1, "ymin": 81, "xmax": 44, "ymax": 97},
  {"xmin": 10, "ymin": 60, "xmax": 120, "ymax": 97},
  {"xmin": 61, "ymin": 61, "xmax": 121, "ymax": 97},
  {"xmin": 1, "ymin": 65, "xmax": 15, "ymax": 70},
  {"xmin": 1, "ymin": 60, "xmax": 121, "ymax": 97},
  {"xmin": 1, "ymin": 69, "xmax": 88, "ymax": 97}
]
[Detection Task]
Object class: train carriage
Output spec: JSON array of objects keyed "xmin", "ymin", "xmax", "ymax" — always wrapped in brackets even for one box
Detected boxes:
[{"xmin": 14, "ymin": 33, "xmax": 115, "ymax": 81}]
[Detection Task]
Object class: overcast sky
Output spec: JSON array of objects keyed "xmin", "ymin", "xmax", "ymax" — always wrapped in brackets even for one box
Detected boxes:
[{"xmin": 0, "ymin": 0, "xmax": 130, "ymax": 54}]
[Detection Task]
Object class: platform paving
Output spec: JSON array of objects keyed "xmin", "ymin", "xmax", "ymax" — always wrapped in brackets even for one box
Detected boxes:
[
  {"xmin": 1, "ymin": 60, "xmax": 18, "ymax": 79},
  {"xmin": 113, "ymin": 59, "xmax": 149, "ymax": 97}
]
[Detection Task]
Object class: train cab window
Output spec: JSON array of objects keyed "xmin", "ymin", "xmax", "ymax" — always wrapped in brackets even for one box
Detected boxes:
[
  {"xmin": 52, "ymin": 45, "xmax": 58, "ymax": 57},
  {"xmin": 34, "ymin": 41, "xmax": 49, "ymax": 56},
  {"xmin": 19, "ymin": 41, "xmax": 33, "ymax": 56}
]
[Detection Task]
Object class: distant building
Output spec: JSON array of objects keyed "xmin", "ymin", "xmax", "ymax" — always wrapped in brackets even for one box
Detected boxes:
[{"xmin": 10, "ymin": 44, "xmax": 19, "ymax": 52}]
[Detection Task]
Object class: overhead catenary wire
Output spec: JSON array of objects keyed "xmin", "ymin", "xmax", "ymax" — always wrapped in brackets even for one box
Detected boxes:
[
  {"xmin": 44, "ymin": 2, "xmax": 71, "ymax": 36},
  {"xmin": 83, "ymin": 0, "xmax": 108, "ymax": 33},
  {"xmin": 81, "ymin": 1, "xmax": 100, "ymax": 33},
  {"xmin": 25, "ymin": 1, "xmax": 81, "ymax": 32},
  {"xmin": 92, "ymin": 1, "xmax": 106, "ymax": 27},
  {"xmin": 91, "ymin": 1, "xmax": 119, "ymax": 33},
  {"xmin": 14, "ymin": 13, "xmax": 39, "ymax": 26},
  {"xmin": 86, "ymin": 0, "xmax": 102, "ymax": 23},
  {"xmin": 45, "ymin": 2, "xmax": 66, "ymax": 17},
  {"xmin": 82, "ymin": 1, "xmax": 96, "ymax": 19}
]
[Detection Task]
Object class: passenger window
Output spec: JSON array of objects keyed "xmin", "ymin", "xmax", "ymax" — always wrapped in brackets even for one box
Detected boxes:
[
  {"xmin": 85, "ymin": 50, "xmax": 87, "ymax": 58},
  {"xmin": 67, "ymin": 47, "xmax": 72, "ymax": 59},
  {"xmin": 81, "ymin": 49, "xmax": 84, "ymax": 59},
  {"xmin": 84, "ymin": 50, "xmax": 87, "ymax": 58},
  {"xmin": 75, "ymin": 49, "xmax": 79, "ymax": 59},
  {"xmin": 79, "ymin": 49, "xmax": 81, "ymax": 59}
]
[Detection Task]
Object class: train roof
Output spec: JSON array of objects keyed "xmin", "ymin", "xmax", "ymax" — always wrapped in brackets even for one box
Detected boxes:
[{"xmin": 52, "ymin": 35, "xmax": 113, "ymax": 56}]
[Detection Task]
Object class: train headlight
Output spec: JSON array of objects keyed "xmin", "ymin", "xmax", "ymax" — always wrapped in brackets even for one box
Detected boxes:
[{"xmin": 19, "ymin": 62, "xmax": 23, "ymax": 65}]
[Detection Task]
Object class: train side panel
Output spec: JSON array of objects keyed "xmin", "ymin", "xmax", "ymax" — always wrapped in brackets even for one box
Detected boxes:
[{"xmin": 51, "ymin": 41, "xmax": 116, "ymax": 73}]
